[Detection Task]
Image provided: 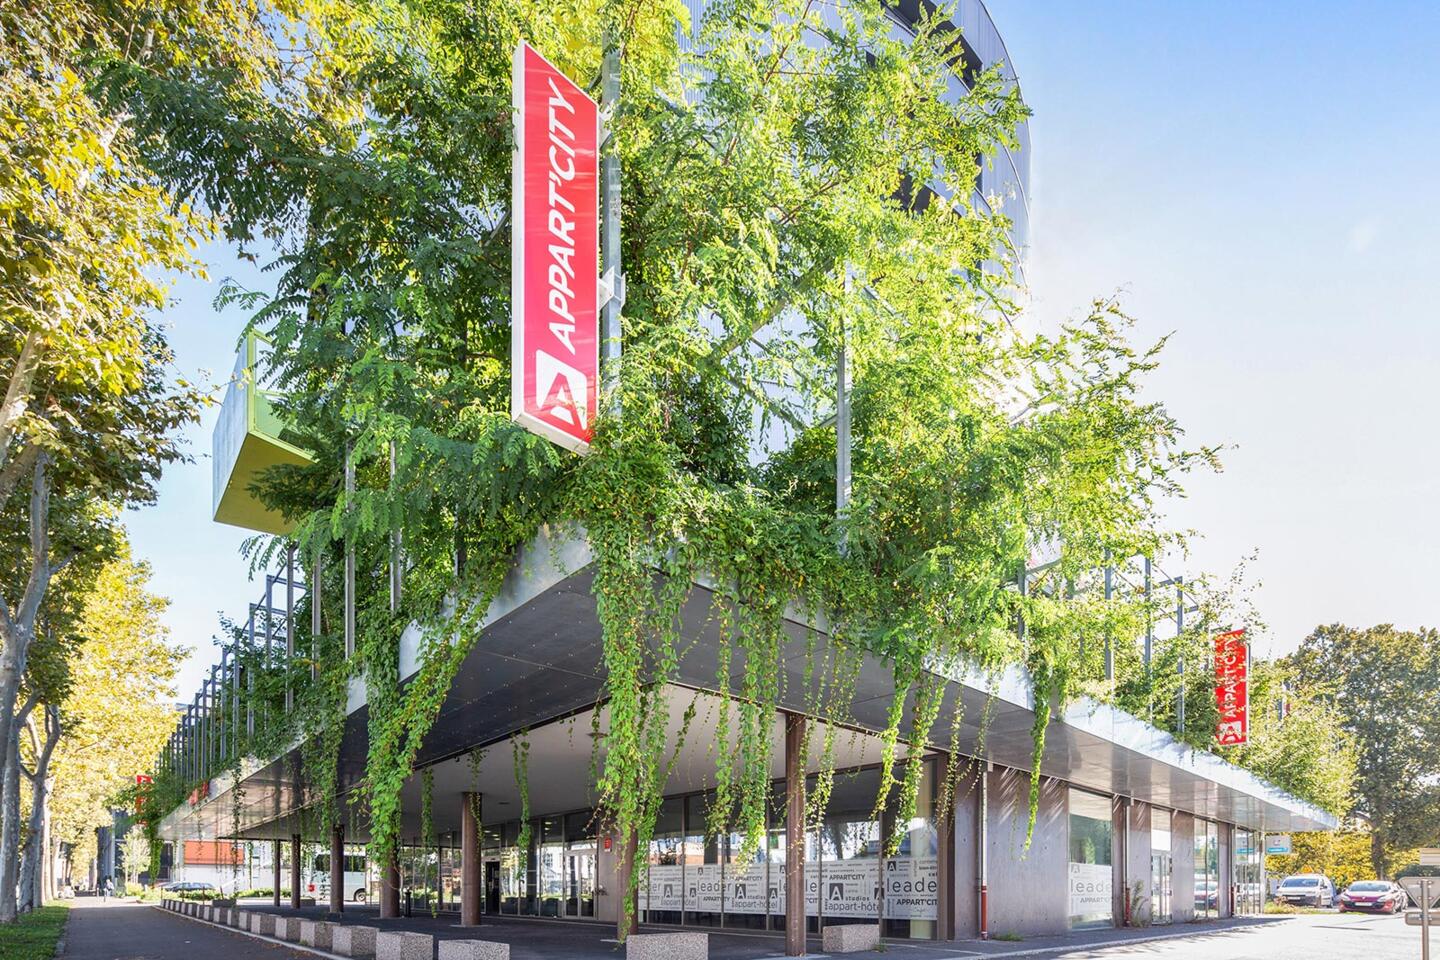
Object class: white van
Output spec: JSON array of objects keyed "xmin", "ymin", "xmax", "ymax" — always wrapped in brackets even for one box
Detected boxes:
[
  {"xmin": 307, "ymin": 853, "xmax": 369, "ymax": 902},
  {"xmin": 1276, "ymin": 873, "xmax": 1336, "ymax": 908}
]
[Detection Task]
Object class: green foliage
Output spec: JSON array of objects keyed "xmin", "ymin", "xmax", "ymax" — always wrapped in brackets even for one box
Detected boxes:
[
  {"xmin": 1267, "ymin": 829, "xmax": 1413, "ymax": 891},
  {"xmin": 0, "ymin": 904, "xmax": 67, "ymax": 960},
  {"xmin": 1290, "ymin": 624, "xmax": 1440, "ymax": 876}
]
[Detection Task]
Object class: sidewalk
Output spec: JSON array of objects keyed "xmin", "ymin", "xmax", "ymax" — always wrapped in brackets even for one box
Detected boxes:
[
  {"xmin": 64, "ymin": 897, "xmax": 312, "ymax": 960},
  {"xmin": 232, "ymin": 900, "xmax": 1290, "ymax": 959}
]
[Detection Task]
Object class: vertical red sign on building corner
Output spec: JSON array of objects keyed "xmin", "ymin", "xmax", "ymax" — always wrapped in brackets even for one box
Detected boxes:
[
  {"xmin": 512, "ymin": 41, "xmax": 600, "ymax": 454},
  {"xmin": 1214, "ymin": 628, "xmax": 1249, "ymax": 746}
]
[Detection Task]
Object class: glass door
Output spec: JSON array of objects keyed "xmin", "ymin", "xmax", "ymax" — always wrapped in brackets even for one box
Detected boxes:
[
  {"xmin": 1150, "ymin": 852, "xmax": 1172, "ymax": 923},
  {"xmin": 565, "ymin": 845, "xmax": 596, "ymax": 917}
]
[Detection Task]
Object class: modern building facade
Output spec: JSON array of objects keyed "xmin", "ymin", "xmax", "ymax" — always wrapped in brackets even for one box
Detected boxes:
[{"xmin": 154, "ymin": 0, "xmax": 1328, "ymax": 949}]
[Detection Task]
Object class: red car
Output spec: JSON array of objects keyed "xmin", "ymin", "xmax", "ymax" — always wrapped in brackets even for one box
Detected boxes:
[{"xmin": 1338, "ymin": 880, "xmax": 1406, "ymax": 914}]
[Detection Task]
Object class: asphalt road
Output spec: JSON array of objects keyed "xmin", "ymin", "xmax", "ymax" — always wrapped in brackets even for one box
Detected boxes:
[{"xmin": 1036, "ymin": 911, "xmax": 1426, "ymax": 960}]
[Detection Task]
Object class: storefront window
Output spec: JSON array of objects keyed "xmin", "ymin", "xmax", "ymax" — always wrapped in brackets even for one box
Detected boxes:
[
  {"xmin": 1193, "ymin": 820, "xmax": 1218, "ymax": 919},
  {"xmin": 537, "ymin": 817, "xmax": 565, "ymax": 917},
  {"xmin": 683, "ymin": 793, "xmax": 723, "ymax": 927},
  {"xmin": 1068, "ymin": 789, "xmax": 1113, "ymax": 928},
  {"xmin": 883, "ymin": 758, "xmax": 938, "ymax": 939},
  {"xmin": 1150, "ymin": 809, "xmax": 1172, "ymax": 924},
  {"xmin": 1234, "ymin": 828, "xmax": 1261, "ymax": 915},
  {"xmin": 643, "ymin": 798, "xmax": 685, "ymax": 925},
  {"xmin": 817, "ymin": 769, "xmax": 881, "ymax": 928}
]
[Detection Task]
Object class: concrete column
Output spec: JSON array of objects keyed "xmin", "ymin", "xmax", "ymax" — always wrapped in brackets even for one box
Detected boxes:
[
  {"xmin": 936, "ymin": 760, "xmax": 956, "ymax": 940},
  {"xmin": 329, "ymin": 823, "xmax": 345, "ymax": 917},
  {"xmin": 272, "ymin": 839, "xmax": 282, "ymax": 908},
  {"xmin": 461, "ymin": 793, "xmax": 481, "ymax": 926},
  {"xmin": 379, "ymin": 847, "xmax": 401, "ymax": 919},
  {"xmin": 290, "ymin": 834, "xmax": 302, "ymax": 909},
  {"xmin": 784, "ymin": 711, "xmax": 807, "ymax": 957}
]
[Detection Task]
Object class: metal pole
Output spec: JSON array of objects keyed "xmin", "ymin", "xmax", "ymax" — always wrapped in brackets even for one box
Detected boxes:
[
  {"xmin": 285, "ymin": 547, "xmax": 296, "ymax": 712},
  {"xmin": 1176, "ymin": 577, "xmax": 1185, "ymax": 735},
  {"xmin": 344, "ymin": 443, "xmax": 356, "ymax": 659},
  {"xmin": 600, "ymin": 14, "xmax": 624, "ymax": 416},
  {"xmin": 1423, "ymin": 878, "xmax": 1432, "ymax": 960},
  {"xmin": 1103, "ymin": 562, "xmax": 1114, "ymax": 681},
  {"xmin": 836, "ymin": 325, "xmax": 850, "ymax": 556},
  {"xmin": 390, "ymin": 440, "xmax": 401, "ymax": 614}
]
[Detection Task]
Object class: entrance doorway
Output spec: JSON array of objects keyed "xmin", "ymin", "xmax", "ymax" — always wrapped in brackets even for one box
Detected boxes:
[
  {"xmin": 1150, "ymin": 852, "xmax": 1172, "ymax": 923},
  {"xmin": 566, "ymin": 851, "xmax": 596, "ymax": 917},
  {"xmin": 484, "ymin": 861, "xmax": 501, "ymax": 914}
]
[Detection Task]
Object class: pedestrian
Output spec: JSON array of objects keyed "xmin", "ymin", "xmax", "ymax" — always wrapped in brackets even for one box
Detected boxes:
[{"xmin": 102, "ymin": 875, "xmax": 113, "ymax": 901}]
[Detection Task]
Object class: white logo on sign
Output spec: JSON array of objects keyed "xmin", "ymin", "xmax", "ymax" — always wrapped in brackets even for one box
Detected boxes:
[{"xmin": 535, "ymin": 350, "xmax": 588, "ymax": 428}]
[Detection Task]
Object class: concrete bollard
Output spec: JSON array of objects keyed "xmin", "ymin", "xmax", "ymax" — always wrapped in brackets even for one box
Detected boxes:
[
  {"xmin": 438, "ymin": 940, "xmax": 510, "ymax": 960},
  {"xmin": 300, "ymin": 920, "xmax": 335, "ymax": 950},
  {"xmin": 821, "ymin": 924, "xmax": 881, "ymax": 954},
  {"xmin": 625, "ymin": 932, "xmax": 708, "ymax": 960},
  {"xmin": 375, "ymin": 930, "xmax": 434, "ymax": 960},
  {"xmin": 249, "ymin": 912, "xmax": 277, "ymax": 936},
  {"xmin": 333, "ymin": 925, "xmax": 380, "ymax": 958}
]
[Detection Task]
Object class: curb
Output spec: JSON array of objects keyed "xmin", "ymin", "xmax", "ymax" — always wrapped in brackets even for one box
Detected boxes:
[{"xmin": 157, "ymin": 905, "xmax": 345, "ymax": 960}]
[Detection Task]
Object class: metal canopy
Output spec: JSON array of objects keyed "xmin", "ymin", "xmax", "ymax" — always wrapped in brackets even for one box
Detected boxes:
[{"xmin": 157, "ymin": 527, "xmax": 1335, "ymax": 843}]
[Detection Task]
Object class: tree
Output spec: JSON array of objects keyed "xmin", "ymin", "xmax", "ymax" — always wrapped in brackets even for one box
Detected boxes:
[
  {"xmin": 1291, "ymin": 624, "xmax": 1440, "ymax": 878},
  {"xmin": 25, "ymin": 544, "xmax": 182, "ymax": 903},
  {"xmin": 0, "ymin": 1, "xmax": 230, "ymax": 919}
]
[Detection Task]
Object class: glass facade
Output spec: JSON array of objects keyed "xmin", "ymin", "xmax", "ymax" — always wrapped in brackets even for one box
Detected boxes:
[
  {"xmin": 1234, "ymin": 828, "xmax": 1261, "ymax": 915},
  {"xmin": 1193, "ymin": 819, "xmax": 1219, "ymax": 920},
  {"xmin": 473, "ymin": 758, "xmax": 941, "ymax": 938},
  {"xmin": 1150, "ymin": 809, "xmax": 1173, "ymax": 924},
  {"xmin": 1067, "ymin": 789, "xmax": 1113, "ymax": 928}
]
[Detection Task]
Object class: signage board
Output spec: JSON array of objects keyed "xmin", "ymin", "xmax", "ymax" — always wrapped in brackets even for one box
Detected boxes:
[
  {"xmin": 1214, "ymin": 628, "xmax": 1249, "ymax": 746},
  {"xmin": 1421, "ymin": 848, "xmax": 1440, "ymax": 867},
  {"xmin": 511, "ymin": 40, "xmax": 600, "ymax": 453},
  {"xmin": 1264, "ymin": 834, "xmax": 1292, "ymax": 856},
  {"xmin": 1401, "ymin": 877, "xmax": 1440, "ymax": 909}
]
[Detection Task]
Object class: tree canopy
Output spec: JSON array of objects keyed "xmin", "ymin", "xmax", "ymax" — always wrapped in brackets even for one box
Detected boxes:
[{"xmin": 1291, "ymin": 623, "xmax": 1440, "ymax": 877}]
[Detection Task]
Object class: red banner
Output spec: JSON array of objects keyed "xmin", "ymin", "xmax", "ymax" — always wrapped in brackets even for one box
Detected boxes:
[
  {"xmin": 1214, "ymin": 629, "xmax": 1248, "ymax": 745},
  {"xmin": 511, "ymin": 41, "xmax": 600, "ymax": 453}
]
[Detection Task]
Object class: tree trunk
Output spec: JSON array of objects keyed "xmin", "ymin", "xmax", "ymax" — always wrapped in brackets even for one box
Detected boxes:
[
  {"xmin": 1371, "ymin": 826, "xmax": 1388, "ymax": 880},
  {"xmin": 19, "ymin": 705, "xmax": 59, "ymax": 913},
  {"xmin": 0, "ymin": 727, "xmax": 21, "ymax": 922},
  {"xmin": 0, "ymin": 454, "xmax": 54, "ymax": 923}
]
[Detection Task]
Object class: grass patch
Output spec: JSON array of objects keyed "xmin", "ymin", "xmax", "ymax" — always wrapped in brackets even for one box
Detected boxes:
[
  {"xmin": 993, "ymin": 931, "xmax": 1024, "ymax": 941},
  {"xmin": 0, "ymin": 904, "xmax": 70, "ymax": 960}
]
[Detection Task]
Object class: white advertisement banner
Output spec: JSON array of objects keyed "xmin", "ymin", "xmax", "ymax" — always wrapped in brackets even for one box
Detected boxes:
[
  {"xmin": 643, "ymin": 864, "xmax": 683, "ymax": 912},
  {"xmin": 818, "ymin": 860, "xmax": 880, "ymax": 918},
  {"xmin": 726, "ymin": 863, "xmax": 770, "ymax": 914},
  {"xmin": 1068, "ymin": 861, "xmax": 1113, "ymax": 919},
  {"xmin": 883, "ymin": 857, "xmax": 938, "ymax": 920},
  {"xmin": 686, "ymin": 863, "xmax": 723, "ymax": 913},
  {"xmin": 771, "ymin": 862, "xmax": 822, "ymax": 916}
]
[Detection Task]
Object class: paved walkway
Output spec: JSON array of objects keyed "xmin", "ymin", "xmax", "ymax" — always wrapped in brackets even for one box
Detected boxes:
[
  {"xmin": 63, "ymin": 897, "xmax": 311, "ymax": 960},
  {"xmin": 233, "ymin": 900, "xmax": 1293, "ymax": 959}
]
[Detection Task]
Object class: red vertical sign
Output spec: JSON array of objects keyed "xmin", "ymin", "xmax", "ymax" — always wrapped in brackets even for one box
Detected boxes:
[
  {"xmin": 512, "ymin": 41, "xmax": 600, "ymax": 453},
  {"xmin": 1214, "ymin": 629, "xmax": 1248, "ymax": 746}
]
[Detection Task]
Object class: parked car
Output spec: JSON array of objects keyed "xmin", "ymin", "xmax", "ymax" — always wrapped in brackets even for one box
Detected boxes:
[
  {"xmin": 162, "ymin": 881, "xmax": 217, "ymax": 895},
  {"xmin": 1338, "ymin": 880, "xmax": 1406, "ymax": 914},
  {"xmin": 1276, "ymin": 874, "xmax": 1336, "ymax": 908}
]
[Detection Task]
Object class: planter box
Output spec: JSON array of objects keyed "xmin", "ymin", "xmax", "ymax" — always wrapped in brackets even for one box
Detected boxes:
[
  {"xmin": 821, "ymin": 924, "xmax": 881, "ymax": 953},
  {"xmin": 376, "ymin": 930, "xmax": 434, "ymax": 960},
  {"xmin": 438, "ymin": 940, "xmax": 510, "ymax": 960},
  {"xmin": 626, "ymin": 932, "xmax": 708, "ymax": 960},
  {"xmin": 334, "ymin": 924, "xmax": 379, "ymax": 958},
  {"xmin": 300, "ymin": 920, "xmax": 335, "ymax": 950}
]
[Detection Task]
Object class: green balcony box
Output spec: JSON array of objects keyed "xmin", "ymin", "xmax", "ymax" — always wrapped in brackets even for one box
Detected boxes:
[{"xmin": 212, "ymin": 333, "xmax": 313, "ymax": 534}]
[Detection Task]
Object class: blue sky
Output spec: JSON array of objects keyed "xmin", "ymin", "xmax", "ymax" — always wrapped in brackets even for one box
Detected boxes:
[{"xmin": 133, "ymin": 2, "xmax": 1440, "ymax": 697}]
